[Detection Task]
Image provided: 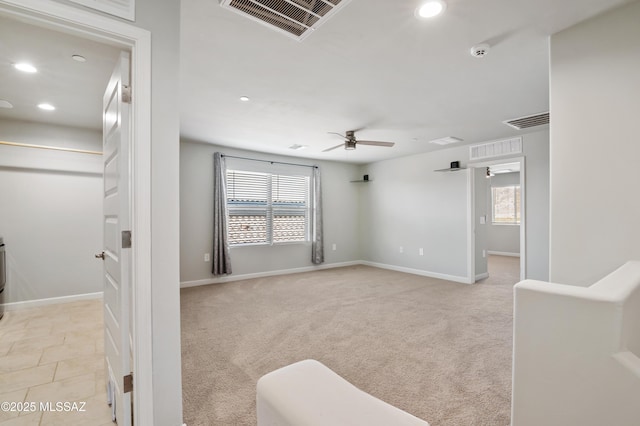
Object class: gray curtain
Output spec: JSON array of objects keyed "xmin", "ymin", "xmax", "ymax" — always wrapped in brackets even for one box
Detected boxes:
[
  {"xmin": 212, "ymin": 152, "xmax": 232, "ymax": 275},
  {"xmin": 311, "ymin": 166, "xmax": 324, "ymax": 264}
]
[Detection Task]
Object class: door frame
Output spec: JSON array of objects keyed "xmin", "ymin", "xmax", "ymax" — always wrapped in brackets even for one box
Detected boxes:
[
  {"xmin": 0, "ymin": 1, "xmax": 154, "ymax": 423},
  {"xmin": 467, "ymin": 156, "xmax": 526, "ymax": 283}
]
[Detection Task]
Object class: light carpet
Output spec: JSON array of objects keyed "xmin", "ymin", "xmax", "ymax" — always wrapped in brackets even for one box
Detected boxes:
[{"xmin": 181, "ymin": 255, "xmax": 519, "ymax": 426}]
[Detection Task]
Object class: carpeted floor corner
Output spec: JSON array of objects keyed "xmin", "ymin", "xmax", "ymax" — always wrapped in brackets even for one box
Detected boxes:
[{"xmin": 181, "ymin": 256, "xmax": 518, "ymax": 426}]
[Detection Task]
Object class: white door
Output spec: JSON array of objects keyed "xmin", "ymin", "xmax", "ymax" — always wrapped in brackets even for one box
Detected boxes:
[{"xmin": 102, "ymin": 51, "xmax": 132, "ymax": 425}]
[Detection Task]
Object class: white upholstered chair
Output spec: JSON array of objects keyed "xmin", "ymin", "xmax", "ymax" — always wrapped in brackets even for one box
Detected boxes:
[{"xmin": 257, "ymin": 359, "xmax": 429, "ymax": 426}]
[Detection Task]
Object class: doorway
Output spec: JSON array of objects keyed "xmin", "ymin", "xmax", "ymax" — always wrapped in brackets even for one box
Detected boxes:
[
  {"xmin": 469, "ymin": 157, "xmax": 525, "ymax": 283},
  {"xmin": 0, "ymin": 0, "xmax": 153, "ymax": 422}
]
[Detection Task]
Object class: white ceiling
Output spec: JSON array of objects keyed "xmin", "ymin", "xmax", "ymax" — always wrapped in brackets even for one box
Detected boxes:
[
  {"xmin": 0, "ymin": 15, "xmax": 120, "ymax": 130},
  {"xmin": 0, "ymin": 0, "xmax": 634, "ymax": 163}
]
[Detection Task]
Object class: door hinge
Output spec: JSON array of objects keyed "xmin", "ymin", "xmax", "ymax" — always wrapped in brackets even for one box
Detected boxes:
[
  {"xmin": 122, "ymin": 85, "xmax": 132, "ymax": 104},
  {"xmin": 123, "ymin": 373, "xmax": 133, "ymax": 393},
  {"xmin": 122, "ymin": 230, "xmax": 132, "ymax": 249}
]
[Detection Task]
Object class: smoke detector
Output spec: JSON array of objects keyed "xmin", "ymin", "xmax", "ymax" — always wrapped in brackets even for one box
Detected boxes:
[{"xmin": 470, "ymin": 43, "xmax": 491, "ymax": 58}]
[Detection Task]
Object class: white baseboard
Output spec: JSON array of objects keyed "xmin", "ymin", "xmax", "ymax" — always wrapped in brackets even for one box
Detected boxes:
[
  {"xmin": 180, "ymin": 261, "xmax": 362, "ymax": 288},
  {"xmin": 360, "ymin": 261, "xmax": 472, "ymax": 284},
  {"xmin": 475, "ymin": 272, "xmax": 490, "ymax": 281},
  {"xmin": 181, "ymin": 260, "xmax": 476, "ymax": 289},
  {"xmin": 487, "ymin": 251, "xmax": 520, "ymax": 258},
  {"xmin": 2, "ymin": 291, "xmax": 103, "ymax": 311}
]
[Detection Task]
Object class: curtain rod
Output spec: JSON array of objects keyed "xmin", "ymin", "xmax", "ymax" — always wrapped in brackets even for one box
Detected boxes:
[
  {"xmin": 221, "ymin": 154, "xmax": 318, "ymax": 169},
  {"xmin": 0, "ymin": 140, "xmax": 103, "ymax": 156}
]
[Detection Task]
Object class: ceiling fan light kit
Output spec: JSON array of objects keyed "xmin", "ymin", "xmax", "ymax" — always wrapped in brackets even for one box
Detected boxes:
[{"xmin": 323, "ymin": 129, "xmax": 395, "ymax": 152}]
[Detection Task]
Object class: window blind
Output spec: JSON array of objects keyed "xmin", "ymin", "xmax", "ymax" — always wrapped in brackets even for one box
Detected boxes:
[{"xmin": 227, "ymin": 170, "xmax": 310, "ymax": 245}]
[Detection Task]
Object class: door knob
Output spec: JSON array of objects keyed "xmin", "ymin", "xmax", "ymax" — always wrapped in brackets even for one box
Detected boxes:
[{"xmin": 95, "ymin": 251, "xmax": 105, "ymax": 260}]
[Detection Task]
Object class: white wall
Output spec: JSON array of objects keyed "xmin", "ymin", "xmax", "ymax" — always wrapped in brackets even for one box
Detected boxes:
[
  {"xmin": 549, "ymin": 0, "xmax": 640, "ymax": 286},
  {"xmin": 487, "ymin": 172, "xmax": 520, "ymax": 255},
  {"xmin": 180, "ymin": 140, "xmax": 362, "ymax": 283},
  {"xmin": 0, "ymin": 118, "xmax": 102, "ymax": 303}
]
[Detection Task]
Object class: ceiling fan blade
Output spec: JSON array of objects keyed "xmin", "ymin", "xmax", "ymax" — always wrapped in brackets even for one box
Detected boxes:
[
  {"xmin": 357, "ymin": 140, "xmax": 395, "ymax": 147},
  {"xmin": 322, "ymin": 143, "xmax": 345, "ymax": 152},
  {"xmin": 328, "ymin": 132, "xmax": 347, "ymax": 139}
]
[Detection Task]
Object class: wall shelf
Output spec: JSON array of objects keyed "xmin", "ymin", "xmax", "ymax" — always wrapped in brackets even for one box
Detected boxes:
[{"xmin": 434, "ymin": 161, "xmax": 465, "ymax": 172}]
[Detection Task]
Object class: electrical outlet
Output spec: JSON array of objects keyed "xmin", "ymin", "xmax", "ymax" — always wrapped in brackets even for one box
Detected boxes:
[
  {"xmin": 399, "ymin": 246, "xmax": 404, "ymax": 253},
  {"xmin": 204, "ymin": 253, "xmax": 210, "ymax": 262},
  {"xmin": 332, "ymin": 243, "xmax": 337, "ymax": 251},
  {"xmin": 419, "ymin": 248, "xmax": 424, "ymax": 256}
]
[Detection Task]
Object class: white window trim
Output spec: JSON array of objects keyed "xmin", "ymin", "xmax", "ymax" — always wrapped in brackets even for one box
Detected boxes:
[{"xmin": 226, "ymin": 168, "xmax": 312, "ymax": 246}]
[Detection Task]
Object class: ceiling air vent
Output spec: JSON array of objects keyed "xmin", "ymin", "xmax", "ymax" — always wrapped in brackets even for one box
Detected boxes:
[
  {"xmin": 470, "ymin": 137, "xmax": 522, "ymax": 161},
  {"xmin": 504, "ymin": 112, "xmax": 550, "ymax": 130},
  {"xmin": 220, "ymin": 0, "xmax": 352, "ymax": 41}
]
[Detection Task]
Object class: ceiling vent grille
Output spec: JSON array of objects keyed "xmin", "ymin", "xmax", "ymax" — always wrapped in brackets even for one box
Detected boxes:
[
  {"xmin": 220, "ymin": 0, "xmax": 352, "ymax": 41},
  {"xmin": 470, "ymin": 137, "xmax": 522, "ymax": 161},
  {"xmin": 504, "ymin": 112, "xmax": 550, "ymax": 130}
]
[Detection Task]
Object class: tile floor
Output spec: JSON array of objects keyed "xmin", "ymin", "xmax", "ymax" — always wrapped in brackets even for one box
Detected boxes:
[{"xmin": 0, "ymin": 299, "xmax": 114, "ymax": 425}]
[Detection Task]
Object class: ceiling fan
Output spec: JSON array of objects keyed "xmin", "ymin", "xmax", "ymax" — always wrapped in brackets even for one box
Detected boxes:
[{"xmin": 323, "ymin": 129, "xmax": 395, "ymax": 152}]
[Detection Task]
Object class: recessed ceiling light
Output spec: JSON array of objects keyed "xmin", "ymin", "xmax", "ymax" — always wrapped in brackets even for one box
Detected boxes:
[
  {"xmin": 0, "ymin": 100, "xmax": 13, "ymax": 109},
  {"xmin": 38, "ymin": 103, "xmax": 56, "ymax": 111},
  {"xmin": 14, "ymin": 62, "xmax": 38, "ymax": 73},
  {"xmin": 416, "ymin": 0, "xmax": 447, "ymax": 18},
  {"xmin": 72, "ymin": 54, "xmax": 87, "ymax": 62},
  {"xmin": 240, "ymin": 96, "xmax": 250, "ymax": 102}
]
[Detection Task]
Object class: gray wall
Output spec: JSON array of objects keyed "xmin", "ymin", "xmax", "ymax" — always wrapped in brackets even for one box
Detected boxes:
[
  {"xmin": 518, "ymin": 130, "xmax": 549, "ymax": 280},
  {"xmin": 359, "ymin": 146, "xmax": 471, "ymax": 281},
  {"xmin": 134, "ymin": 0, "xmax": 183, "ymax": 423},
  {"xmin": 180, "ymin": 140, "xmax": 362, "ymax": 282},
  {"xmin": 357, "ymin": 129, "xmax": 549, "ymax": 282},
  {"xmin": 474, "ymin": 167, "xmax": 489, "ymax": 278},
  {"xmin": 487, "ymin": 172, "xmax": 520, "ymax": 255},
  {"xmin": 550, "ymin": 0, "xmax": 640, "ymax": 286},
  {"xmin": 0, "ymin": 118, "xmax": 102, "ymax": 303}
]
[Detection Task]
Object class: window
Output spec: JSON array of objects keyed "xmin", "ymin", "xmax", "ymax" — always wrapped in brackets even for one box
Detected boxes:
[
  {"xmin": 492, "ymin": 185, "xmax": 521, "ymax": 224},
  {"xmin": 226, "ymin": 169, "xmax": 310, "ymax": 245}
]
